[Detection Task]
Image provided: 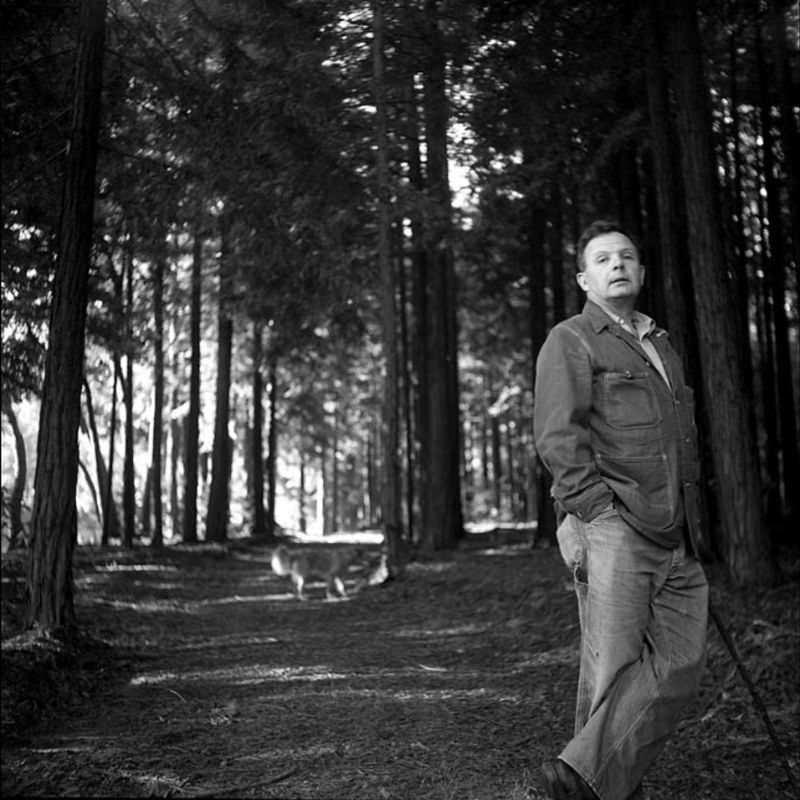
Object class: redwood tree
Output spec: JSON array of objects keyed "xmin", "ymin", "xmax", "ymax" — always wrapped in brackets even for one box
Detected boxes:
[
  {"xmin": 663, "ymin": 0, "xmax": 775, "ymax": 585},
  {"xmin": 27, "ymin": 0, "xmax": 108, "ymax": 632},
  {"xmin": 373, "ymin": 0, "xmax": 403, "ymax": 567},
  {"xmin": 419, "ymin": 0, "xmax": 463, "ymax": 550}
]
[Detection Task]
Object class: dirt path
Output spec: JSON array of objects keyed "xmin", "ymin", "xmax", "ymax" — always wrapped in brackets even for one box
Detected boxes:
[{"xmin": 2, "ymin": 537, "xmax": 799, "ymax": 799}]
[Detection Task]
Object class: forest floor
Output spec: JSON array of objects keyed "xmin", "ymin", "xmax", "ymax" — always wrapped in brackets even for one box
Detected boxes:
[{"xmin": 1, "ymin": 529, "xmax": 799, "ymax": 800}]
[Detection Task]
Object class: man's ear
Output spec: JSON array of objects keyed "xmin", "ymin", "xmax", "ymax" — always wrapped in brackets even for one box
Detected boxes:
[
  {"xmin": 576, "ymin": 271, "xmax": 588, "ymax": 292},
  {"xmin": 641, "ymin": 265, "xmax": 645, "ymax": 285}
]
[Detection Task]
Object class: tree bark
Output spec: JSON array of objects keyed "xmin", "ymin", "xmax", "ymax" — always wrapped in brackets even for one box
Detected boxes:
[
  {"xmin": 663, "ymin": 0, "xmax": 775, "ymax": 585},
  {"xmin": 101, "ymin": 356, "xmax": 120, "ymax": 545},
  {"xmin": 2, "ymin": 397, "xmax": 28, "ymax": 550},
  {"xmin": 266, "ymin": 354, "xmax": 278, "ymax": 538},
  {"xmin": 205, "ymin": 215, "xmax": 233, "ymax": 542},
  {"xmin": 251, "ymin": 322, "xmax": 266, "ymax": 537},
  {"xmin": 756, "ymin": 12, "xmax": 799, "ymax": 520},
  {"xmin": 528, "ymin": 202, "xmax": 556, "ymax": 545},
  {"xmin": 123, "ymin": 228, "xmax": 136, "ymax": 547},
  {"xmin": 420, "ymin": 0, "xmax": 463, "ymax": 550},
  {"xmin": 27, "ymin": 0, "xmax": 107, "ymax": 633},
  {"xmin": 373, "ymin": 0, "xmax": 403, "ymax": 569},
  {"xmin": 769, "ymin": 0, "xmax": 800, "ymax": 287},
  {"xmin": 643, "ymin": 0, "xmax": 713, "ymax": 557},
  {"xmin": 183, "ymin": 218, "xmax": 202, "ymax": 543},
  {"xmin": 405, "ymin": 73, "xmax": 428, "ymax": 548},
  {"xmin": 150, "ymin": 233, "xmax": 165, "ymax": 549}
]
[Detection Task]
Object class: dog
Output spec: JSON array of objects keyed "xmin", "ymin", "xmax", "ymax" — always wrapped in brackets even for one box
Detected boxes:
[{"xmin": 270, "ymin": 544, "xmax": 362, "ymax": 600}]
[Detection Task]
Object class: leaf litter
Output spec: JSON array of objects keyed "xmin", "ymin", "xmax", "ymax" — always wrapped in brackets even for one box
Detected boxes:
[{"xmin": 1, "ymin": 535, "xmax": 798, "ymax": 799}]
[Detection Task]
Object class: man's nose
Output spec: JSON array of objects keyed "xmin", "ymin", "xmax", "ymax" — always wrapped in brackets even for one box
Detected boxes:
[{"xmin": 610, "ymin": 253, "xmax": 624, "ymax": 268}]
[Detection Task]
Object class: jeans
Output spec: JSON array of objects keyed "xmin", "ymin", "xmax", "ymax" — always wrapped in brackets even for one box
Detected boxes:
[{"xmin": 555, "ymin": 508, "xmax": 708, "ymax": 800}]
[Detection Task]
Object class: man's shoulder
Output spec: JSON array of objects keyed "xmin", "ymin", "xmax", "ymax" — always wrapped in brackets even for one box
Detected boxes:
[{"xmin": 547, "ymin": 309, "xmax": 597, "ymax": 339}]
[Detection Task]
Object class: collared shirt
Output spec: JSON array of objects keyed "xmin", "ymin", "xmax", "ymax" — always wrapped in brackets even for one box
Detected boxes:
[{"xmin": 608, "ymin": 310, "xmax": 671, "ymax": 388}]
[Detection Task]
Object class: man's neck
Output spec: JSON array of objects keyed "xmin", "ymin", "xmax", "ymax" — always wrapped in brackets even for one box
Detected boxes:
[{"xmin": 591, "ymin": 297, "xmax": 637, "ymax": 324}]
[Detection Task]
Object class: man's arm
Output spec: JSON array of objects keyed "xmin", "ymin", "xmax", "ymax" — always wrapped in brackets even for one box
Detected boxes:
[{"xmin": 533, "ymin": 325, "xmax": 614, "ymax": 522}]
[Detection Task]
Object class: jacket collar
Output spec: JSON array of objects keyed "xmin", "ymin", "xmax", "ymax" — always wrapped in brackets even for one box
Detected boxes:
[
  {"xmin": 581, "ymin": 298, "xmax": 669, "ymax": 339},
  {"xmin": 582, "ymin": 300, "xmax": 615, "ymax": 332}
]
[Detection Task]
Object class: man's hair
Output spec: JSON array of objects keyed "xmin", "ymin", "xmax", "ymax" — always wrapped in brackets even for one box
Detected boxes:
[{"xmin": 576, "ymin": 219, "xmax": 641, "ymax": 271}]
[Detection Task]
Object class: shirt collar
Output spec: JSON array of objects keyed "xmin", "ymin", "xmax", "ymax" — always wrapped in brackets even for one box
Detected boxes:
[{"xmin": 583, "ymin": 300, "xmax": 655, "ymax": 340}]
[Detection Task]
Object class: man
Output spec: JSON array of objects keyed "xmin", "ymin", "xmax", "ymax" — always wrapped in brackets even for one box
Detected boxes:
[{"xmin": 533, "ymin": 220, "xmax": 708, "ymax": 800}]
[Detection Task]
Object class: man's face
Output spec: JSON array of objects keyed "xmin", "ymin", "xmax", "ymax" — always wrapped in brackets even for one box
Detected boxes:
[{"xmin": 577, "ymin": 231, "xmax": 644, "ymax": 307}]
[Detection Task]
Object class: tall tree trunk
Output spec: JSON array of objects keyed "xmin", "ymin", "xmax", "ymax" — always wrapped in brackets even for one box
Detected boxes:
[
  {"xmin": 330, "ymin": 402, "xmax": 339, "ymax": 533},
  {"xmin": 756, "ymin": 11, "xmax": 799, "ymax": 520},
  {"xmin": 265, "ymin": 354, "xmax": 278, "ymax": 538},
  {"xmin": 549, "ymin": 186, "xmax": 566, "ymax": 322},
  {"xmin": 664, "ymin": 0, "xmax": 774, "ymax": 585},
  {"xmin": 490, "ymin": 403, "xmax": 502, "ymax": 513},
  {"xmin": 101, "ymin": 357, "xmax": 120, "ymax": 545},
  {"xmin": 769, "ymin": 0, "xmax": 800, "ymax": 286},
  {"xmin": 2, "ymin": 397, "xmax": 28, "ymax": 550},
  {"xmin": 405, "ymin": 73, "xmax": 428, "ymax": 548},
  {"xmin": 398, "ymin": 230, "xmax": 415, "ymax": 544},
  {"xmin": 150, "ymin": 234, "xmax": 165, "ymax": 549},
  {"xmin": 82, "ymin": 377, "xmax": 120, "ymax": 542},
  {"xmin": 298, "ymin": 447, "xmax": 307, "ymax": 533},
  {"xmin": 420, "ymin": 0, "xmax": 463, "ymax": 550},
  {"xmin": 27, "ymin": 0, "xmax": 107, "ymax": 633},
  {"xmin": 643, "ymin": 0, "xmax": 713, "ymax": 557},
  {"xmin": 528, "ymin": 202, "xmax": 556, "ymax": 545},
  {"xmin": 205, "ymin": 216, "xmax": 233, "ymax": 542},
  {"xmin": 123, "ymin": 227, "xmax": 136, "ymax": 547},
  {"xmin": 373, "ymin": 0, "xmax": 403, "ymax": 569},
  {"xmin": 183, "ymin": 218, "xmax": 202, "ymax": 543},
  {"xmin": 755, "ymin": 252, "xmax": 781, "ymax": 521},
  {"xmin": 169, "ymin": 322, "xmax": 182, "ymax": 541},
  {"xmin": 251, "ymin": 322, "xmax": 266, "ymax": 537}
]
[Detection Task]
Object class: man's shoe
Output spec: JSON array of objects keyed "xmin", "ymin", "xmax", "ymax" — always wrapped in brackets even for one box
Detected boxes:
[{"xmin": 541, "ymin": 759, "xmax": 597, "ymax": 800}]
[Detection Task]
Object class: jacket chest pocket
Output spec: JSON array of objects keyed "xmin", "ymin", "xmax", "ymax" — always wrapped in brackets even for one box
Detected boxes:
[{"xmin": 595, "ymin": 370, "xmax": 661, "ymax": 430}]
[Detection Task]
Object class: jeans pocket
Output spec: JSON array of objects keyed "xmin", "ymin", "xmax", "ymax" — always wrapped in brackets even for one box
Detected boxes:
[{"xmin": 557, "ymin": 516, "xmax": 587, "ymax": 581}]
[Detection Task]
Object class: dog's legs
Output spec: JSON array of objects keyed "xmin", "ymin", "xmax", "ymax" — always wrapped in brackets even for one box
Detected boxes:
[
  {"xmin": 333, "ymin": 575, "xmax": 347, "ymax": 598},
  {"xmin": 293, "ymin": 574, "xmax": 306, "ymax": 600}
]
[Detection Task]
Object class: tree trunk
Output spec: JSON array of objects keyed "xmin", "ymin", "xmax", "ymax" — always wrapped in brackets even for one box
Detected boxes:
[
  {"xmin": 769, "ymin": 0, "xmax": 800, "ymax": 287},
  {"xmin": 406, "ymin": 72, "xmax": 428, "ymax": 548},
  {"xmin": 205, "ymin": 216, "xmax": 233, "ymax": 542},
  {"xmin": 756, "ymin": 12, "xmax": 799, "ymax": 520},
  {"xmin": 169, "ymin": 322, "xmax": 182, "ymax": 542},
  {"xmin": 664, "ymin": 0, "xmax": 774, "ymax": 585},
  {"xmin": 420, "ymin": 0, "xmax": 463, "ymax": 550},
  {"xmin": 183, "ymin": 218, "xmax": 202, "ymax": 543},
  {"xmin": 82, "ymin": 377, "xmax": 120, "ymax": 542},
  {"xmin": 298, "ymin": 447, "xmax": 307, "ymax": 533},
  {"xmin": 27, "ymin": 0, "xmax": 107, "ymax": 633},
  {"xmin": 373, "ymin": 0, "xmax": 403, "ymax": 569},
  {"xmin": 643, "ymin": 0, "xmax": 713, "ymax": 557},
  {"xmin": 123, "ymin": 228, "xmax": 136, "ymax": 547},
  {"xmin": 2, "ymin": 397, "xmax": 28, "ymax": 550},
  {"xmin": 398, "ymin": 230, "xmax": 415, "ymax": 544},
  {"xmin": 528, "ymin": 202, "xmax": 556, "ymax": 544},
  {"xmin": 548, "ymin": 186, "xmax": 566, "ymax": 322},
  {"xmin": 101, "ymin": 356, "xmax": 120, "ymax": 545},
  {"xmin": 330, "ymin": 402, "xmax": 339, "ymax": 533},
  {"xmin": 150, "ymin": 238, "xmax": 165, "ymax": 549},
  {"xmin": 265, "ymin": 354, "xmax": 278, "ymax": 538},
  {"xmin": 251, "ymin": 322, "xmax": 267, "ymax": 537}
]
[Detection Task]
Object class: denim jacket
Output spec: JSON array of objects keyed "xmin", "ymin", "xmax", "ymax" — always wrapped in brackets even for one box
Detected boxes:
[{"xmin": 533, "ymin": 301, "xmax": 702, "ymax": 549}]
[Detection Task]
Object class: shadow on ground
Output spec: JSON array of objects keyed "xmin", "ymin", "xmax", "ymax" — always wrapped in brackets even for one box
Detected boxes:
[{"xmin": 2, "ymin": 534, "xmax": 799, "ymax": 798}]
